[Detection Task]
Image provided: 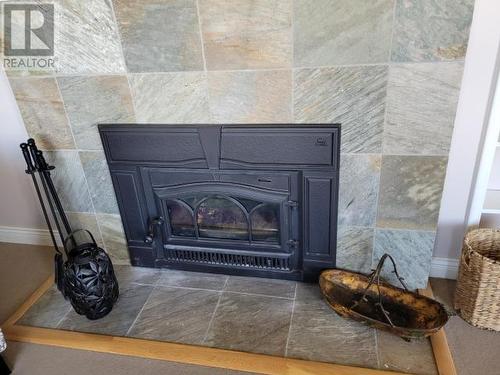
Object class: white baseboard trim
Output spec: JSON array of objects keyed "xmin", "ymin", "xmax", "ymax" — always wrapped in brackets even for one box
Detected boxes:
[
  {"xmin": 0, "ymin": 225, "xmax": 462, "ymax": 280},
  {"xmin": 0, "ymin": 225, "xmax": 61, "ymax": 246},
  {"xmin": 430, "ymin": 257, "xmax": 460, "ymax": 280}
]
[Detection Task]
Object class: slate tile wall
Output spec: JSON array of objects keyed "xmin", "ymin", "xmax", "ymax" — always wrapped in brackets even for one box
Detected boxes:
[{"xmin": 3, "ymin": 0, "xmax": 474, "ymax": 287}]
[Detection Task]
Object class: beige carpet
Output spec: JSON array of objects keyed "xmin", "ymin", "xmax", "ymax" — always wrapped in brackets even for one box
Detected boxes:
[
  {"xmin": 3, "ymin": 342, "xmax": 253, "ymax": 375},
  {"xmin": 429, "ymin": 278, "xmax": 500, "ymax": 375},
  {"xmin": 1, "ymin": 242, "xmax": 499, "ymax": 374},
  {"xmin": 0, "ymin": 242, "xmax": 53, "ymax": 324}
]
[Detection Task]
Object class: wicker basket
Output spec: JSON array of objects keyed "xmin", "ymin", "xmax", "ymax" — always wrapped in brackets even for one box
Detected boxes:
[{"xmin": 454, "ymin": 228, "xmax": 500, "ymax": 331}]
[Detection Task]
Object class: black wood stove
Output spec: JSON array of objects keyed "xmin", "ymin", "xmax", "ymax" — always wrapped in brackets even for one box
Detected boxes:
[{"xmin": 99, "ymin": 124, "xmax": 340, "ymax": 281}]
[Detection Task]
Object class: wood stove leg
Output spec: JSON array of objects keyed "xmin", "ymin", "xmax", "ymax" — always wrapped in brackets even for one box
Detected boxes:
[{"xmin": 0, "ymin": 355, "xmax": 11, "ymax": 374}]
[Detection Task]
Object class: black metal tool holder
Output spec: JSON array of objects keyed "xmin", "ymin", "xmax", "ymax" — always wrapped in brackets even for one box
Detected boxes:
[
  {"xmin": 27, "ymin": 139, "xmax": 73, "ymax": 236},
  {"xmin": 20, "ymin": 143, "xmax": 60, "ymax": 250},
  {"xmin": 20, "ymin": 139, "xmax": 75, "ymax": 293},
  {"xmin": 21, "ymin": 139, "xmax": 119, "ymax": 319}
]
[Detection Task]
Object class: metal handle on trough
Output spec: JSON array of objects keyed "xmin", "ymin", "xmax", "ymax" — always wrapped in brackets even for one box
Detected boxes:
[{"xmin": 349, "ymin": 253, "xmax": 409, "ymax": 328}]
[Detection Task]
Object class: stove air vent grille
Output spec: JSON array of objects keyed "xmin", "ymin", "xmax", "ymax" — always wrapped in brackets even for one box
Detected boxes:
[{"xmin": 165, "ymin": 248, "xmax": 290, "ymax": 271}]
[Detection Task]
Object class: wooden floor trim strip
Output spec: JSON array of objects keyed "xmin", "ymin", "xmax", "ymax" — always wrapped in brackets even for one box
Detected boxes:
[
  {"xmin": 2, "ymin": 275, "xmax": 53, "ymax": 328},
  {"xmin": 4, "ymin": 325, "xmax": 402, "ymax": 375},
  {"xmin": 421, "ymin": 286, "xmax": 458, "ymax": 375},
  {"xmin": 2, "ymin": 276, "xmax": 456, "ymax": 375}
]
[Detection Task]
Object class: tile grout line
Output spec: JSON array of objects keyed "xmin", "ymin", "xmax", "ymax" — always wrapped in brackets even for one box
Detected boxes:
[
  {"xmin": 370, "ymin": 151, "xmax": 384, "ymax": 268},
  {"xmin": 107, "ymin": 0, "xmax": 140, "ymax": 123},
  {"xmin": 155, "ymin": 282, "xmax": 296, "ymax": 300},
  {"xmin": 290, "ymin": 0, "xmax": 295, "ymax": 123},
  {"xmin": 54, "ymin": 76, "xmax": 107, "ymax": 246},
  {"xmin": 125, "ymin": 284, "xmax": 156, "ymax": 337},
  {"xmin": 387, "ymin": 0, "xmax": 398, "ymax": 66},
  {"xmin": 195, "ymin": 0, "xmax": 208, "ymax": 72},
  {"xmin": 223, "ymin": 289, "xmax": 295, "ymax": 300},
  {"xmin": 341, "ymin": 152, "xmax": 449, "ymax": 157},
  {"xmin": 5, "ymin": 60, "xmax": 465, "ymax": 81},
  {"xmin": 284, "ymin": 282, "xmax": 298, "ymax": 357},
  {"xmin": 55, "ymin": 304, "xmax": 74, "ymax": 328},
  {"xmin": 32, "ymin": 149, "xmax": 451, "ymax": 159},
  {"xmin": 108, "ymin": 0, "xmax": 129, "ymax": 75},
  {"xmin": 125, "ymin": 73, "xmax": 139, "ymax": 122},
  {"xmin": 52, "ymin": 79, "xmax": 106, "ymax": 247},
  {"xmin": 374, "ymin": 328, "xmax": 381, "ymax": 369},
  {"xmin": 201, "ymin": 276, "xmax": 228, "ymax": 344},
  {"xmin": 53, "ymin": 78, "xmax": 77, "ymax": 151},
  {"xmin": 153, "ymin": 271, "xmax": 163, "ymax": 287},
  {"xmin": 379, "ymin": 0, "xmax": 398, "ymax": 155},
  {"xmin": 373, "ymin": 0, "xmax": 397, "ymax": 244}
]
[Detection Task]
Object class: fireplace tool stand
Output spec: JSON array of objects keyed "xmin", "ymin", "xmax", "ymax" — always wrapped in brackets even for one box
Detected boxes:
[{"xmin": 20, "ymin": 139, "xmax": 119, "ymax": 320}]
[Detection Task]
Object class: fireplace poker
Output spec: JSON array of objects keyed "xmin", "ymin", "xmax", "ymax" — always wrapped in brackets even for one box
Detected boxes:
[
  {"xmin": 20, "ymin": 142, "xmax": 60, "ymax": 252},
  {"xmin": 27, "ymin": 139, "xmax": 77, "ymax": 290},
  {"xmin": 21, "ymin": 142, "xmax": 66, "ymax": 290},
  {"xmin": 27, "ymin": 139, "xmax": 73, "ymax": 238},
  {"xmin": 26, "ymin": 139, "xmax": 68, "ymax": 246}
]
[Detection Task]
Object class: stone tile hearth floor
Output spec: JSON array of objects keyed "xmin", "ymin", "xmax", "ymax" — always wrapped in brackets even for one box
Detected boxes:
[{"xmin": 16, "ymin": 266, "xmax": 438, "ymax": 374}]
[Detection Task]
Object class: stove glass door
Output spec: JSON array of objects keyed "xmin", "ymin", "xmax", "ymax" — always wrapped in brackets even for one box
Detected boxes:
[{"xmin": 165, "ymin": 194, "xmax": 281, "ymax": 244}]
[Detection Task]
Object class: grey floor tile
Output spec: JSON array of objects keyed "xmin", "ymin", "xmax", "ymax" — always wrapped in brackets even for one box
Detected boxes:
[
  {"xmin": 17, "ymin": 285, "xmax": 72, "ymax": 329},
  {"xmin": 158, "ymin": 269, "xmax": 228, "ymax": 291},
  {"xmin": 224, "ymin": 276, "xmax": 296, "ymax": 299},
  {"xmin": 114, "ymin": 265, "xmax": 162, "ymax": 287},
  {"xmin": 377, "ymin": 331, "xmax": 437, "ymax": 374},
  {"xmin": 294, "ymin": 282, "xmax": 323, "ymax": 303},
  {"xmin": 287, "ymin": 283, "xmax": 378, "ymax": 368},
  {"xmin": 57, "ymin": 283, "xmax": 153, "ymax": 336},
  {"xmin": 204, "ymin": 292, "xmax": 293, "ymax": 356},
  {"xmin": 127, "ymin": 286, "xmax": 220, "ymax": 345}
]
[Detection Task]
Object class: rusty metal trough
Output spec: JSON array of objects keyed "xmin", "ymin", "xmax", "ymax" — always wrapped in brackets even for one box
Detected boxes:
[{"xmin": 319, "ymin": 254, "xmax": 449, "ymax": 340}]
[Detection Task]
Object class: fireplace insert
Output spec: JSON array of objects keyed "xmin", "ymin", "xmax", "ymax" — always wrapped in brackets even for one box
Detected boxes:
[{"xmin": 99, "ymin": 124, "xmax": 340, "ymax": 281}]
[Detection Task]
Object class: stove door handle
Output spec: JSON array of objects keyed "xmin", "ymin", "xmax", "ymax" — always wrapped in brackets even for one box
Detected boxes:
[{"xmin": 144, "ymin": 217, "xmax": 164, "ymax": 244}]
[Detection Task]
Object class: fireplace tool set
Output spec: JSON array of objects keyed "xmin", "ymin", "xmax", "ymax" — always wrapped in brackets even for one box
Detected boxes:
[{"xmin": 20, "ymin": 139, "xmax": 119, "ymax": 320}]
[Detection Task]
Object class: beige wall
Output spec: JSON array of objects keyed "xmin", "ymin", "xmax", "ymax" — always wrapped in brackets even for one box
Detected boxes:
[
  {"xmin": 0, "ymin": 67, "xmax": 45, "ymax": 230},
  {"xmin": 434, "ymin": 0, "xmax": 500, "ymax": 262}
]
